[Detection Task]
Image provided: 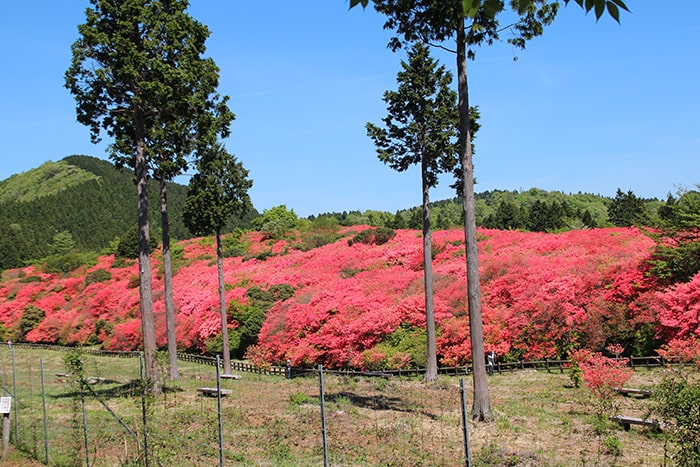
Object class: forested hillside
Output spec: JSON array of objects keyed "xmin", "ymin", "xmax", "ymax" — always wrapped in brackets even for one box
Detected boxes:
[
  {"xmin": 0, "ymin": 154, "xmax": 667, "ymax": 271},
  {"xmin": 0, "ymin": 155, "xmax": 257, "ymax": 269},
  {"xmin": 311, "ymin": 187, "xmax": 662, "ymax": 232}
]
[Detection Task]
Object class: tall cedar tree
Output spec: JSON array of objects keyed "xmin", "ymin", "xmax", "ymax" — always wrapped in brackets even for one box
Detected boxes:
[
  {"xmin": 351, "ymin": 0, "xmax": 629, "ymax": 421},
  {"xmin": 65, "ymin": 0, "xmax": 232, "ymax": 392},
  {"xmin": 367, "ymin": 43, "xmax": 459, "ymax": 381},
  {"xmin": 183, "ymin": 144, "xmax": 252, "ymax": 374}
]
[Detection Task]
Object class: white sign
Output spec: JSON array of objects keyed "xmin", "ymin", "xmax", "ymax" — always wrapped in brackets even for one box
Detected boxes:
[{"xmin": 0, "ymin": 397, "xmax": 10, "ymax": 414}]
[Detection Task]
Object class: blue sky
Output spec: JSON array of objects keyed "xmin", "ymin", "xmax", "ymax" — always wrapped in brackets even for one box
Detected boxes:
[{"xmin": 1, "ymin": 2, "xmax": 698, "ymax": 217}]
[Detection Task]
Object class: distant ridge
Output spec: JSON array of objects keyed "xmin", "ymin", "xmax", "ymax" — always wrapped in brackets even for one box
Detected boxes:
[
  {"xmin": 0, "ymin": 155, "xmax": 257, "ymax": 268},
  {"xmin": 0, "ymin": 159, "xmax": 100, "ymax": 204}
]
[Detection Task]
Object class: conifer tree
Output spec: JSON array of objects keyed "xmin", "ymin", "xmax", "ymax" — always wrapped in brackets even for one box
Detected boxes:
[
  {"xmin": 183, "ymin": 144, "xmax": 252, "ymax": 374},
  {"xmin": 351, "ymin": 0, "xmax": 630, "ymax": 421},
  {"xmin": 65, "ymin": 0, "xmax": 232, "ymax": 392},
  {"xmin": 367, "ymin": 42, "xmax": 459, "ymax": 381}
]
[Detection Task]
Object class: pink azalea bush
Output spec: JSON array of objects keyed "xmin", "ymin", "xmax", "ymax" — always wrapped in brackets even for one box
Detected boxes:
[{"xmin": 0, "ymin": 225, "xmax": 698, "ymax": 371}]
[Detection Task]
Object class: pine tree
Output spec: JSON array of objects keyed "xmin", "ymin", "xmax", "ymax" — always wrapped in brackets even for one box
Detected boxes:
[{"xmin": 367, "ymin": 42, "xmax": 459, "ymax": 381}]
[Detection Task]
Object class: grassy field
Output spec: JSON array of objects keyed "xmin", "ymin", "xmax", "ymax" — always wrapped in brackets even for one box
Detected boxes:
[{"xmin": 0, "ymin": 346, "xmax": 672, "ymax": 466}]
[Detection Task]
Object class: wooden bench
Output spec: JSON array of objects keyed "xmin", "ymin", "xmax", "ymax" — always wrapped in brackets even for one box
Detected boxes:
[
  {"xmin": 197, "ymin": 387, "xmax": 232, "ymax": 397},
  {"xmin": 613, "ymin": 387, "xmax": 652, "ymax": 398},
  {"xmin": 610, "ymin": 415, "xmax": 662, "ymax": 431},
  {"xmin": 219, "ymin": 374, "xmax": 241, "ymax": 380}
]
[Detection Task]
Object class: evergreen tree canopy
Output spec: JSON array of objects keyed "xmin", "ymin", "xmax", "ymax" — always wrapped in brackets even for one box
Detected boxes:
[
  {"xmin": 183, "ymin": 144, "xmax": 253, "ymax": 238},
  {"xmin": 608, "ymin": 188, "xmax": 650, "ymax": 227}
]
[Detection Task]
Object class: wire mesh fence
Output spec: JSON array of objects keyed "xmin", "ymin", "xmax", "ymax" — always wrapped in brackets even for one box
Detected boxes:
[{"xmin": 0, "ymin": 344, "xmax": 477, "ymax": 466}]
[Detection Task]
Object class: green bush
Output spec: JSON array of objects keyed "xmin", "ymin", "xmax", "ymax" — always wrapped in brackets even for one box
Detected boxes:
[
  {"xmin": 374, "ymin": 226, "xmax": 396, "ymax": 245},
  {"xmin": 288, "ymin": 392, "xmax": 311, "ymax": 406},
  {"xmin": 15, "ymin": 304, "xmax": 45, "ymax": 341},
  {"xmin": 652, "ymin": 370, "xmax": 700, "ymax": 466},
  {"xmin": 603, "ymin": 435, "xmax": 622, "ymax": 457},
  {"xmin": 18, "ymin": 275, "xmax": 43, "ymax": 283},
  {"xmin": 369, "ymin": 323, "xmax": 427, "ymax": 369},
  {"xmin": 299, "ymin": 217, "xmax": 341, "ymax": 251},
  {"xmin": 85, "ymin": 268, "xmax": 112, "ymax": 285},
  {"xmin": 348, "ymin": 227, "xmax": 396, "ymax": 246},
  {"xmin": 116, "ymin": 225, "xmax": 159, "ymax": 259},
  {"xmin": 223, "ymin": 229, "xmax": 248, "ymax": 257},
  {"xmin": 42, "ymin": 252, "xmax": 96, "ymax": 273}
]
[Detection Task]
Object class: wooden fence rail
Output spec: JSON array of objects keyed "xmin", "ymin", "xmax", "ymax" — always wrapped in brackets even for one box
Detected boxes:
[{"xmin": 5, "ymin": 342, "xmax": 691, "ymax": 378}]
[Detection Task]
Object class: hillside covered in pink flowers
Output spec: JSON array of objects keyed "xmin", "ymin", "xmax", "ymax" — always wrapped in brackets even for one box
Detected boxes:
[{"xmin": 1, "ymin": 226, "xmax": 698, "ymax": 369}]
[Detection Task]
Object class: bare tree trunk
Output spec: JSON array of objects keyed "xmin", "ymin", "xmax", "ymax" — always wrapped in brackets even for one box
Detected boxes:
[
  {"xmin": 216, "ymin": 230, "xmax": 231, "ymax": 374},
  {"xmin": 135, "ymin": 116, "xmax": 161, "ymax": 395},
  {"xmin": 160, "ymin": 178, "xmax": 179, "ymax": 380},
  {"xmin": 422, "ymin": 157, "xmax": 438, "ymax": 382},
  {"xmin": 456, "ymin": 26, "xmax": 491, "ymax": 421}
]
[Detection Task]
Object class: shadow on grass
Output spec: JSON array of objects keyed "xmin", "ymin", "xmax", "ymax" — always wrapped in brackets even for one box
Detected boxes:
[
  {"xmin": 325, "ymin": 391, "xmax": 440, "ymax": 420},
  {"xmin": 51, "ymin": 379, "xmax": 184, "ymax": 400}
]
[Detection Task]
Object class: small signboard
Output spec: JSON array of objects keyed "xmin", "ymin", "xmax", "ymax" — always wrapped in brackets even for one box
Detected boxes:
[{"xmin": 0, "ymin": 397, "xmax": 11, "ymax": 414}]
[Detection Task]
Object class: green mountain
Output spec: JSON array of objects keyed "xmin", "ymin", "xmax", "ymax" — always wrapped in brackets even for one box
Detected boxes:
[
  {"xmin": 0, "ymin": 155, "xmax": 257, "ymax": 269},
  {"xmin": 0, "ymin": 155, "xmax": 664, "ymax": 271}
]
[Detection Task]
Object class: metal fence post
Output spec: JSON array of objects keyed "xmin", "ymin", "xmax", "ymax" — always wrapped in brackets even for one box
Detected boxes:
[
  {"xmin": 81, "ymin": 388, "xmax": 90, "ymax": 467},
  {"xmin": 40, "ymin": 358, "xmax": 49, "ymax": 465},
  {"xmin": 9, "ymin": 342, "xmax": 17, "ymax": 445},
  {"xmin": 216, "ymin": 355, "xmax": 224, "ymax": 467},
  {"xmin": 460, "ymin": 379, "xmax": 471, "ymax": 467},
  {"xmin": 318, "ymin": 364, "xmax": 328, "ymax": 467},
  {"xmin": 140, "ymin": 353, "xmax": 149, "ymax": 467}
]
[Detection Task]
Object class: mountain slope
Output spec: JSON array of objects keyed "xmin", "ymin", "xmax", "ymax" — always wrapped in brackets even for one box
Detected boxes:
[
  {"xmin": 0, "ymin": 159, "xmax": 100, "ymax": 204},
  {"xmin": 1, "ymin": 225, "xmax": 695, "ymax": 369},
  {"xmin": 0, "ymin": 155, "xmax": 256, "ymax": 268}
]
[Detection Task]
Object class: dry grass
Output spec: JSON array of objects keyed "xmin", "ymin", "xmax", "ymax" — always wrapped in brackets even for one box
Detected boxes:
[{"xmin": 0, "ymin": 347, "xmax": 671, "ymax": 466}]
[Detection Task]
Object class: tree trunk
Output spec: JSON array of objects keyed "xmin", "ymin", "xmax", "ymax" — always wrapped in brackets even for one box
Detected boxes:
[
  {"xmin": 135, "ymin": 115, "xmax": 161, "ymax": 395},
  {"xmin": 456, "ymin": 26, "xmax": 492, "ymax": 421},
  {"xmin": 217, "ymin": 229, "xmax": 231, "ymax": 374},
  {"xmin": 160, "ymin": 177, "xmax": 179, "ymax": 380},
  {"xmin": 422, "ymin": 156, "xmax": 438, "ymax": 382}
]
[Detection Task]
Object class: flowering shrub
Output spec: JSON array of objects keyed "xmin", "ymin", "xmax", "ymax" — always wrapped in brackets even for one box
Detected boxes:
[
  {"xmin": 657, "ymin": 338, "xmax": 700, "ymax": 365},
  {"xmin": 0, "ymin": 225, "xmax": 697, "ymax": 371},
  {"xmin": 572, "ymin": 349, "xmax": 634, "ymax": 415}
]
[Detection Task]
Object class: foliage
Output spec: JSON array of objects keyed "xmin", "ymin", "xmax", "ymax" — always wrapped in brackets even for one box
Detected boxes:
[
  {"xmin": 84, "ymin": 268, "xmax": 113, "ymax": 285},
  {"xmin": 0, "ymin": 160, "xmax": 99, "ymax": 204},
  {"xmin": 653, "ymin": 274, "xmax": 700, "ymax": 347},
  {"xmin": 3, "ymin": 225, "xmax": 700, "ymax": 372},
  {"xmin": 572, "ymin": 349, "xmax": 633, "ymax": 416},
  {"xmin": 42, "ymin": 251, "xmax": 97, "ymax": 274},
  {"xmin": 183, "ymin": 144, "xmax": 253, "ymax": 238},
  {"xmin": 350, "ymin": 0, "xmax": 629, "ymax": 22},
  {"xmin": 0, "ymin": 156, "xmax": 198, "ymax": 267},
  {"xmin": 608, "ymin": 188, "xmax": 651, "ymax": 227},
  {"xmin": 369, "ymin": 323, "xmax": 428, "ymax": 369},
  {"xmin": 15, "ymin": 304, "xmax": 46, "ymax": 341},
  {"xmin": 50, "ymin": 231, "xmax": 76, "ymax": 256},
  {"xmin": 568, "ymin": 355, "xmax": 583, "ymax": 388},
  {"xmin": 222, "ymin": 229, "xmax": 249, "ymax": 258},
  {"xmin": 298, "ymin": 217, "xmax": 342, "ymax": 251},
  {"xmin": 652, "ymin": 370, "xmax": 700, "ymax": 466},
  {"xmin": 348, "ymin": 227, "xmax": 397, "ymax": 246},
  {"xmin": 116, "ymin": 225, "xmax": 159, "ymax": 259},
  {"xmin": 251, "ymin": 205, "xmax": 299, "ymax": 240},
  {"xmin": 648, "ymin": 188, "xmax": 700, "ymax": 285},
  {"xmin": 367, "ymin": 42, "xmax": 459, "ymax": 188}
]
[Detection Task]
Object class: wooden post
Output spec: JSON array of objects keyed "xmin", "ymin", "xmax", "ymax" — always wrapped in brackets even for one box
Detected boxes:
[{"xmin": 1, "ymin": 397, "xmax": 11, "ymax": 461}]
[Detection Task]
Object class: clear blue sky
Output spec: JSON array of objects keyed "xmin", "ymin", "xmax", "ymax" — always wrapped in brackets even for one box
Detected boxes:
[{"xmin": 1, "ymin": 2, "xmax": 698, "ymax": 217}]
